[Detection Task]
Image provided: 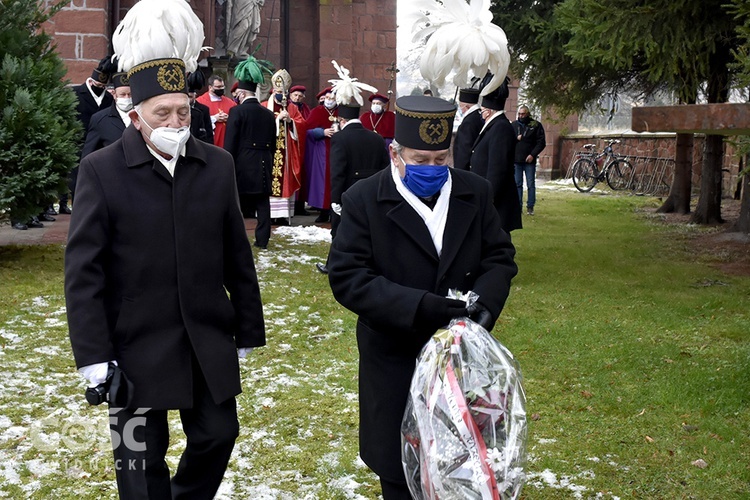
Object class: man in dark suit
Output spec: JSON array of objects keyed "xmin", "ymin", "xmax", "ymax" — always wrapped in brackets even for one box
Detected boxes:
[
  {"xmin": 223, "ymin": 71, "xmax": 277, "ymax": 249},
  {"xmin": 80, "ymin": 73, "xmax": 131, "ymax": 159},
  {"xmin": 187, "ymin": 70, "xmax": 214, "ymax": 144},
  {"xmin": 66, "ymin": 57, "xmax": 115, "ymax": 209},
  {"xmin": 315, "ymin": 102, "xmax": 389, "ymax": 274},
  {"xmin": 327, "ymin": 96, "xmax": 518, "ymax": 499},
  {"xmin": 452, "ymin": 87, "xmax": 482, "ymax": 171},
  {"xmin": 469, "ymin": 77, "xmax": 522, "ymax": 235},
  {"xmin": 65, "ymin": 52, "xmax": 266, "ymax": 499}
]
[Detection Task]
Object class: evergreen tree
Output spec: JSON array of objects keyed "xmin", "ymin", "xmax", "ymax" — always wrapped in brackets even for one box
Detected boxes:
[
  {"xmin": 492, "ymin": 0, "xmax": 742, "ymax": 223},
  {"xmin": 0, "ymin": 0, "xmax": 81, "ymax": 224}
]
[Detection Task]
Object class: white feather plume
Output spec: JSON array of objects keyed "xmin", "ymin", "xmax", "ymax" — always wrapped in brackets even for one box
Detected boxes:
[
  {"xmin": 113, "ymin": 0, "xmax": 205, "ymax": 74},
  {"xmin": 328, "ymin": 60, "xmax": 378, "ymax": 106},
  {"xmin": 410, "ymin": 0, "xmax": 510, "ymax": 96}
]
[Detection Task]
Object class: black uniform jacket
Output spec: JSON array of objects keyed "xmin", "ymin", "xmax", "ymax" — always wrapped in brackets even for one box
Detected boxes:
[
  {"xmin": 470, "ymin": 112, "xmax": 522, "ymax": 232},
  {"xmin": 223, "ymin": 97, "xmax": 276, "ymax": 195},
  {"xmin": 453, "ymin": 108, "xmax": 483, "ymax": 171},
  {"xmin": 329, "ymin": 122, "xmax": 389, "ymax": 205},
  {"xmin": 80, "ymin": 103, "xmax": 126, "ymax": 159},
  {"xmin": 191, "ymin": 100, "xmax": 214, "ymax": 144},
  {"xmin": 73, "ymin": 83, "xmax": 114, "ymax": 137},
  {"xmin": 327, "ymin": 167, "xmax": 518, "ymax": 481},
  {"xmin": 65, "ymin": 125, "xmax": 266, "ymax": 410}
]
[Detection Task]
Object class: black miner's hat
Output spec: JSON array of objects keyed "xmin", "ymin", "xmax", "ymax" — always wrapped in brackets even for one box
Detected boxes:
[
  {"xmin": 127, "ymin": 58, "xmax": 187, "ymax": 105},
  {"xmin": 394, "ymin": 96, "xmax": 456, "ymax": 150},
  {"xmin": 338, "ymin": 104, "xmax": 360, "ymax": 120}
]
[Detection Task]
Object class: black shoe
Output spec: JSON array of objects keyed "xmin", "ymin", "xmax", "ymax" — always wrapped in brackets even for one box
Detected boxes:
[
  {"xmin": 12, "ymin": 222, "xmax": 28, "ymax": 230},
  {"xmin": 39, "ymin": 213, "xmax": 56, "ymax": 222},
  {"xmin": 58, "ymin": 204, "xmax": 72, "ymax": 214},
  {"xmin": 315, "ymin": 263, "xmax": 329, "ymax": 274},
  {"xmin": 27, "ymin": 217, "xmax": 44, "ymax": 228},
  {"xmin": 294, "ymin": 209, "xmax": 311, "ymax": 216},
  {"xmin": 254, "ymin": 243, "xmax": 267, "ymax": 250},
  {"xmin": 314, "ymin": 210, "xmax": 330, "ymax": 223},
  {"xmin": 274, "ymin": 217, "xmax": 289, "ymax": 226},
  {"xmin": 45, "ymin": 206, "xmax": 58, "ymax": 216}
]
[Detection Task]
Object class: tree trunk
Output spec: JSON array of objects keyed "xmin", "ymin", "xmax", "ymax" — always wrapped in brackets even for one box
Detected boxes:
[
  {"xmin": 733, "ymin": 159, "xmax": 750, "ymax": 233},
  {"xmin": 691, "ymin": 134, "xmax": 724, "ymax": 224},
  {"xmin": 657, "ymin": 133, "xmax": 693, "ymax": 214}
]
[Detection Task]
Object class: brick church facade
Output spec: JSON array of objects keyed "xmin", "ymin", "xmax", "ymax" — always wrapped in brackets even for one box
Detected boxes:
[
  {"xmin": 45, "ymin": 0, "xmax": 574, "ymax": 178},
  {"xmin": 45, "ymin": 0, "xmax": 398, "ymax": 109}
]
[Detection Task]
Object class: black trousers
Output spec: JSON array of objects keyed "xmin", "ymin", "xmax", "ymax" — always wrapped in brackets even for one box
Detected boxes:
[
  {"xmin": 380, "ymin": 477, "xmax": 414, "ymax": 500},
  {"xmin": 240, "ymin": 193, "xmax": 271, "ymax": 247},
  {"xmin": 109, "ymin": 370, "xmax": 239, "ymax": 500}
]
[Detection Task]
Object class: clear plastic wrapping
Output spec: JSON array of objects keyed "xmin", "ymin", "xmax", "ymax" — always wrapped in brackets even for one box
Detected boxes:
[{"xmin": 401, "ymin": 312, "xmax": 527, "ymax": 499}]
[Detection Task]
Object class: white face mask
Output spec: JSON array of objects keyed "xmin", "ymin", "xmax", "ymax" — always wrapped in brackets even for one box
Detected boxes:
[
  {"xmin": 371, "ymin": 103, "xmax": 383, "ymax": 114},
  {"xmin": 324, "ymin": 99, "xmax": 336, "ymax": 109},
  {"xmin": 116, "ymin": 98, "xmax": 133, "ymax": 112},
  {"xmin": 137, "ymin": 111, "xmax": 190, "ymax": 158}
]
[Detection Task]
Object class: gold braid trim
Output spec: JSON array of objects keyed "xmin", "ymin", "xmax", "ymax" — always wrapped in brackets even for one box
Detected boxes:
[
  {"xmin": 271, "ymin": 122, "xmax": 286, "ymax": 197},
  {"xmin": 127, "ymin": 58, "xmax": 185, "ymax": 77},
  {"xmin": 394, "ymin": 104, "xmax": 455, "ymax": 120}
]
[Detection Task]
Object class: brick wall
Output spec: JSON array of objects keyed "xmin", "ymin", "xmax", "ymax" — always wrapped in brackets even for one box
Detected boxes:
[{"xmin": 45, "ymin": 0, "xmax": 111, "ymax": 84}]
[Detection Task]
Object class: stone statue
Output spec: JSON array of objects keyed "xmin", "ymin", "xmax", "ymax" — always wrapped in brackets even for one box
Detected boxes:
[{"xmin": 225, "ymin": 0, "xmax": 264, "ymax": 56}]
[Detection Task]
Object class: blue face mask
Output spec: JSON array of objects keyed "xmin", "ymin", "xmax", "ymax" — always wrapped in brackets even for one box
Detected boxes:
[{"xmin": 400, "ymin": 156, "xmax": 450, "ymax": 198}]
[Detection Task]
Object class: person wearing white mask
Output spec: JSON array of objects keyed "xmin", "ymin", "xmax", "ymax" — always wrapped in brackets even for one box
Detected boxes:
[
  {"xmin": 80, "ymin": 72, "xmax": 133, "ymax": 159},
  {"xmin": 360, "ymin": 93, "xmax": 396, "ymax": 150},
  {"xmin": 304, "ymin": 86, "xmax": 339, "ymax": 223},
  {"xmin": 65, "ymin": 2, "xmax": 265, "ymax": 496}
]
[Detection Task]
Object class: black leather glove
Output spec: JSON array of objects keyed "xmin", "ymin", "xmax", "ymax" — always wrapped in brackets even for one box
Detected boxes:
[
  {"xmin": 417, "ymin": 293, "xmax": 468, "ymax": 330},
  {"xmin": 466, "ymin": 301, "xmax": 494, "ymax": 331}
]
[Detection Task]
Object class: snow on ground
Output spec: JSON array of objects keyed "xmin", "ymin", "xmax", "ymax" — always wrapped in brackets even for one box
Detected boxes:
[{"xmin": 0, "ymin": 225, "xmax": 618, "ymax": 499}]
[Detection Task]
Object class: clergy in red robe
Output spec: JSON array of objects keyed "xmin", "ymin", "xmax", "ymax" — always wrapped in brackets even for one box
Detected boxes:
[
  {"xmin": 360, "ymin": 93, "xmax": 395, "ymax": 150},
  {"xmin": 304, "ymin": 87, "xmax": 338, "ymax": 220},
  {"xmin": 265, "ymin": 90, "xmax": 306, "ymax": 219},
  {"xmin": 196, "ymin": 75, "xmax": 237, "ymax": 147},
  {"xmin": 289, "ymin": 85, "xmax": 311, "ymax": 119}
]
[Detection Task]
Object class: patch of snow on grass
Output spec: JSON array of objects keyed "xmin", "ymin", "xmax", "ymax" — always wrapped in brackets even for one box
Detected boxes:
[{"xmin": 274, "ymin": 225, "xmax": 332, "ymax": 244}]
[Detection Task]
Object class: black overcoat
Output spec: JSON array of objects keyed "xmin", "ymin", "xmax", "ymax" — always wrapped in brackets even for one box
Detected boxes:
[
  {"xmin": 65, "ymin": 126, "xmax": 266, "ymax": 410},
  {"xmin": 80, "ymin": 103, "xmax": 126, "ymax": 159},
  {"xmin": 191, "ymin": 100, "xmax": 214, "ymax": 144},
  {"xmin": 223, "ymin": 97, "xmax": 276, "ymax": 195},
  {"xmin": 327, "ymin": 167, "xmax": 518, "ymax": 482},
  {"xmin": 453, "ymin": 108, "xmax": 483, "ymax": 171},
  {"xmin": 72, "ymin": 83, "xmax": 114, "ymax": 138},
  {"xmin": 329, "ymin": 122, "xmax": 389, "ymax": 205},
  {"xmin": 470, "ymin": 112, "xmax": 522, "ymax": 232}
]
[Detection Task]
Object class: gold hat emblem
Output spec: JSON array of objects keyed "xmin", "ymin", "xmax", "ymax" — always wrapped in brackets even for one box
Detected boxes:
[
  {"xmin": 157, "ymin": 63, "xmax": 186, "ymax": 92},
  {"xmin": 419, "ymin": 118, "xmax": 449, "ymax": 145}
]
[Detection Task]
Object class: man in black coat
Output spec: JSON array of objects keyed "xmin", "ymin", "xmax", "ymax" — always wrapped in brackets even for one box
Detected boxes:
[
  {"xmin": 452, "ymin": 87, "xmax": 483, "ymax": 171},
  {"xmin": 224, "ymin": 78, "xmax": 276, "ymax": 249},
  {"xmin": 316, "ymin": 103, "xmax": 389, "ymax": 274},
  {"xmin": 67, "ymin": 57, "xmax": 115, "ymax": 208},
  {"xmin": 80, "ymin": 73, "xmax": 131, "ymax": 159},
  {"xmin": 469, "ymin": 78, "xmax": 522, "ymax": 235},
  {"xmin": 329, "ymin": 104, "xmax": 390, "ymax": 237},
  {"xmin": 512, "ymin": 104, "xmax": 546, "ymax": 215},
  {"xmin": 327, "ymin": 96, "xmax": 518, "ymax": 499},
  {"xmin": 65, "ymin": 55, "xmax": 265, "ymax": 499}
]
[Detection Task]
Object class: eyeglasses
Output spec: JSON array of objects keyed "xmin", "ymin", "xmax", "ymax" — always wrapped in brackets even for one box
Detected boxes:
[{"xmin": 518, "ymin": 112, "xmax": 529, "ymax": 116}]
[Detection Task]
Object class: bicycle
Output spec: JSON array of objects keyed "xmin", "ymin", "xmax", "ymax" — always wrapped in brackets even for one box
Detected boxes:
[{"xmin": 570, "ymin": 139, "xmax": 635, "ymax": 192}]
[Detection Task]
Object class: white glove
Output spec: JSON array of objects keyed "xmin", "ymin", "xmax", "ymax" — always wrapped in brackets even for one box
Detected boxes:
[
  {"xmin": 238, "ymin": 347, "xmax": 254, "ymax": 359},
  {"xmin": 78, "ymin": 361, "xmax": 116, "ymax": 387},
  {"xmin": 331, "ymin": 203, "xmax": 342, "ymax": 216}
]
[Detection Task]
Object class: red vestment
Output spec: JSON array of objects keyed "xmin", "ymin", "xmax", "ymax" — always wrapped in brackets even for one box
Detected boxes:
[
  {"xmin": 361, "ymin": 110, "xmax": 396, "ymax": 139},
  {"xmin": 195, "ymin": 93, "xmax": 236, "ymax": 148}
]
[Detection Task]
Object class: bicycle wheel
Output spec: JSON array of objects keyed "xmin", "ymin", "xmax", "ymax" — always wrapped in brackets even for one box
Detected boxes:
[
  {"xmin": 606, "ymin": 159, "xmax": 635, "ymax": 190},
  {"xmin": 571, "ymin": 158, "xmax": 598, "ymax": 192}
]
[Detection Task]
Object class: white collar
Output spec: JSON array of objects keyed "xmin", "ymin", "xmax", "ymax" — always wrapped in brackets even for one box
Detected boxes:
[
  {"xmin": 341, "ymin": 119, "xmax": 361, "ymax": 130},
  {"xmin": 479, "ymin": 109, "xmax": 504, "ymax": 134},
  {"xmin": 145, "ymin": 143, "xmax": 185, "ymax": 177}
]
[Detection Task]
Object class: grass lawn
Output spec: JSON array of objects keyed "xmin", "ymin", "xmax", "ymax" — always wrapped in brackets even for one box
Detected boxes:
[{"xmin": 0, "ymin": 185, "xmax": 748, "ymax": 499}]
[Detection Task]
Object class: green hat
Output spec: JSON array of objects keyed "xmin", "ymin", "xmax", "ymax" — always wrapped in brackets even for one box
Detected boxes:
[{"xmin": 394, "ymin": 96, "xmax": 456, "ymax": 150}]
